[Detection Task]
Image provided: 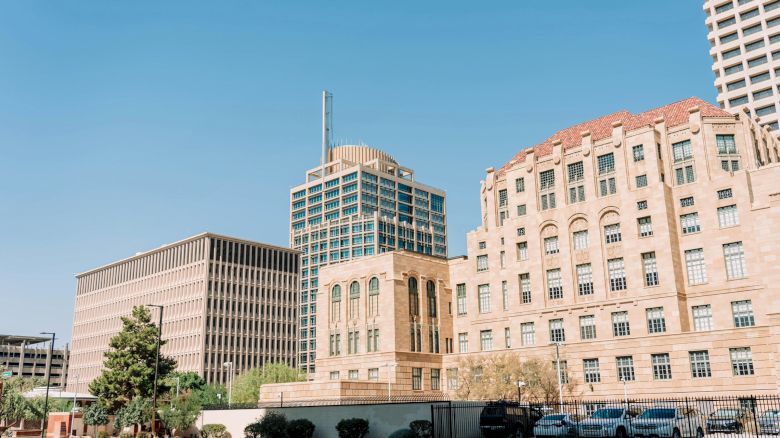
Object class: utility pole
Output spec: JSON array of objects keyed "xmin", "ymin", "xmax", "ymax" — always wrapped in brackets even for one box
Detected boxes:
[
  {"xmin": 551, "ymin": 342, "xmax": 564, "ymax": 410},
  {"xmin": 146, "ymin": 305, "xmax": 164, "ymax": 437},
  {"xmin": 40, "ymin": 332, "xmax": 56, "ymax": 438}
]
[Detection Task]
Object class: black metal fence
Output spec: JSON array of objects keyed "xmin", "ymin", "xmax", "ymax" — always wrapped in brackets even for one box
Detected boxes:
[{"xmin": 431, "ymin": 396, "xmax": 780, "ymax": 438}]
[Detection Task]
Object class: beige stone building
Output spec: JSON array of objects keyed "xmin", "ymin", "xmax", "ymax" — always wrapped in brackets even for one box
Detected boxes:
[
  {"xmin": 705, "ymin": 0, "xmax": 780, "ymax": 134},
  {"xmin": 263, "ymin": 96, "xmax": 780, "ymax": 402},
  {"xmin": 67, "ymin": 233, "xmax": 299, "ymax": 393}
]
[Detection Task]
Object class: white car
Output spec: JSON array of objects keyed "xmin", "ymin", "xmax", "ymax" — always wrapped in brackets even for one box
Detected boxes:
[
  {"xmin": 533, "ymin": 414, "xmax": 581, "ymax": 438},
  {"xmin": 631, "ymin": 407, "xmax": 706, "ymax": 438},
  {"xmin": 578, "ymin": 407, "xmax": 641, "ymax": 438}
]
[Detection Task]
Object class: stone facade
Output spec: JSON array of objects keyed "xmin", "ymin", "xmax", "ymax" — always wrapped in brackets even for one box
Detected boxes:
[{"xmin": 262, "ymin": 97, "xmax": 780, "ymax": 402}]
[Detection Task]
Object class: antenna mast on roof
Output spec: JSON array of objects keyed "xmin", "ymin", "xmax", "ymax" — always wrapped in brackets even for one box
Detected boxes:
[{"xmin": 321, "ymin": 90, "xmax": 333, "ymax": 177}]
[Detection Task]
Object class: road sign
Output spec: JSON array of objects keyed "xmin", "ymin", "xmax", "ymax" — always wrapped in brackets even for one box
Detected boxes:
[{"xmin": 1, "ymin": 371, "xmax": 12, "ymax": 378}]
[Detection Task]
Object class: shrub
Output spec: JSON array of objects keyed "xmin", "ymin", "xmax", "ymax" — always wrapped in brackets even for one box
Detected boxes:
[
  {"xmin": 136, "ymin": 433, "xmax": 148, "ymax": 438},
  {"xmin": 119, "ymin": 434, "xmax": 133, "ymax": 438},
  {"xmin": 97, "ymin": 431, "xmax": 108, "ymax": 438},
  {"xmin": 409, "ymin": 420, "xmax": 432, "ymax": 438},
  {"xmin": 335, "ymin": 418, "xmax": 369, "ymax": 438},
  {"xmin": 201, "ymin": 424, "xmax": 227, "ymax": 438},
  {"xmin": 286, "ymin": 419, "xmax": 315, "ymax": 438},
  {"xmin": 256, "ymin": 412, "xmax": 288, "ymax": 438},
  {"xmin": 388, "ymin": 429, "xmax": 414, "ymax": 438}
]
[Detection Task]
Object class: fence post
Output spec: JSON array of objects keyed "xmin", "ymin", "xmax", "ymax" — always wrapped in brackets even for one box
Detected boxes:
[
  {"xmin": 448, "ymin": 400, "xmax": 454, "ymax": 438},
  {"xmin": 430, "ymin": 404, "xmax": 436, "ymax": 438},
  {"xmin": 684, "ymin": 397, "xmax": 693, "ymax": 438}
]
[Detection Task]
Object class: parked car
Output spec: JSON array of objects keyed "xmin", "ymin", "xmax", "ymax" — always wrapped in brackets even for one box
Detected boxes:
[
  {"xmin": 631, "ymin": 407, "xmax": 706, "ymax": 438},
  {"xmin": 706, "ymin": 408, "xmax": 752, "ymax": 434},
  {"xmin": 578, "ymin": 407, "xmax": 641, "ymax": 438},
  {"xmin": 479, "ymin": 402, "xmax": 544, "ymax": 438},
  {"xmin": 533, "ymin": 413, "xmax": 581, "ymax": 438},
  {"xmin": 759, "ymin": 409, "xmax": 780, "ymax": 435}
]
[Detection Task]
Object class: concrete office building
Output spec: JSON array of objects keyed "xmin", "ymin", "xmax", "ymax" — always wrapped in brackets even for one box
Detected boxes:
[
  {"xmin": 0, "ymin": 335, "xmax": 69, "ymax": 386},
  {"xmin": 705, "ymin": 0, "xmax": 780, "ymax": 134},
  {"xmin": 290, "ymin": 144, "xmax": 448, "ymax": 373},
  {"xmin": 67, "ymin": 233, "xmax": 299, "ymax": 393},
  {"xmin": 263, "ymin": 96, "xmax": 780, "ymax": 402}
]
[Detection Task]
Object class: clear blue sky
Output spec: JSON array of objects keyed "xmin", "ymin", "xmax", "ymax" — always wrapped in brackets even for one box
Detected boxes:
[{"xmin": 0, "ymin": 1, "xmax": 715, "ymax": 346}]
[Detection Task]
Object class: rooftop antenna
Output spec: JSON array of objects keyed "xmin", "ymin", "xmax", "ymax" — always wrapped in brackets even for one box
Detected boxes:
[{"xmin": 321, "ymin": 90, "xmax": 333, "ymax": 177}]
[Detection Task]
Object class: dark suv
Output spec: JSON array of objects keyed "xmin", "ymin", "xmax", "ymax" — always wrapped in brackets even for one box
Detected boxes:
[{"xmin": 479, "ymin": 402, "xmax": 544, "ymax": 438}]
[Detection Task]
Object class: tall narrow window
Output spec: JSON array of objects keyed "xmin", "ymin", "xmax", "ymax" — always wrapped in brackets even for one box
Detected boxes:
[
  {"xmin": 426, "ymin": 280, "xmax": 437, "ymax": 317},
  {"xmin": 547, "ymin": 269, "xmax": 563, "ymax": 300},
  {"xmin": 349, "ymin": 281, "xmax": 360, "ymax": 319},
  {"xmin": 412, "ymin": 367, "xmax": 422, "ymax": 390},
  {"xmin": 544, "ymin": 236, "xmax": 560, "ymax": 255},
  {"xmin": 646, "ymin": 307, "xmax": 666, "ymax": 333},
  {"xmin": 724, "ymin": 242, "xmax": 747, "ymax": 279},
  {"xmin": 456, "ymin": 283, "xmax": 467, "ymax": 316},
  {"xmin": 478, "ymin": 284, "xmax": 491, "ymax": 313},
  {"xmin": 549, "ymin": 318, "xmax": 565, "ymax": 343},
  {"xmin": 368, "ymin": 277, "xmax": 380, "ymax": 317},
  {"xmin": 567, "ymin": 161, "xmax": 585, "ymax": 203},
  {"xmin": 476, "ymin": 255, "xmax": 489, "ymax": 272},
  {"xmin": 502, "ymin": 280, "xmax": 509, "ymax": 311},
  {"xmin": 539, "ymin": 169, "xmax": 556, "ymax": 210},
  {"xmin": 690, "ymin": 351, "xmax": 712, "ymax": 378},
  {"xmin": 612, "ymin": 311, "xmax": 630, "ymax": 336},
  {"xmin": 430, "ymin": 368, "xmax": 440, "ymax": 390},
  {"xmin": 642, "ymin": 252, "xmax": 659, "ymax": 286},
  {"xmin": 681, "ymin": 212, "xmax": 701, "ymax": 234},
  {"xmin": 632, "ymin": 144, "xmax": 644, "ymax": 162},
  {"xmin": 730, "ymin": 347, "xmax": 754, "ymax": 376},
  {"xmin": 504, "ymin": 327, "xmax": 511, "ymax": 348},
  {"xmin": 583, "ymin": 359, "xmax": 601, "ymax": 383},
  {"xmin": 519, "ymin": 273, "xmax": 531, "ymax": 304},
  {"xmin": 521, "ymin": 322, "xmax": 535, "ymax": 345},
  {"xmin": 408, "ymin": 277, "xmax": 419, "ymax": 316},
  {"xmin": 692, "ymin": 305, "xmax": 713, "ymax": 331},
  {"xmin": 331, "ymin": 285, "xmax": 342, "ymax": 321},
  {"xmin": 516, "ymin": 241, "xmax": 528, "ymax": 261},
  {"xmin": 685, "ymin": 248, "xmax": 707, "ymax": 285},
  {"xmin": 580, "ymin": 315, "xmax": 596, "ymax": 340},
  {"xmin": 500, "ymin": 250, "xmax": 506, "ymax": 268},
  {"xmin": 652, "ymin": 354, "xmax": 672, "ymax": 380},
  {"xmin": 576, "ymin": 264, "xmax": 593, "ymax": 295},
  {"xmin": 515, "ymin": 177, "xmax": 525, "ymax": 193},
  {"xmin": 458, "ymin": 333, "xmax": 468, "ymax": 353},
  {"xmin": 598, "ymin": 153, "xmax": 617, "ymax": 196},
  {"xmin": 638, "ymin": 216, "xmax": 653, "ymax": 237},
  {"xmin": 410, "ymin": 323, "xmax": 421, "ymax": 352},
  {"xmin": 608, "ymin": 258, "xmax": 627, "ymax": 291},
  {"xmin": 716, "ymin": 134, "xmax": 740, "ymax": 172},
  {"xmin": 718, "ymin": 205, "xmax": 740, "ymax": 228},
  {"xmin": 498, "ymin": 189, "xmax": 508, "ymax": 208},
  {"xmin": 480, "ymin": 330, "xmax": 493, "ymax": 351},
  {"xmin": 573, "ymin": 230, "xmax": 588, "ymax": 250},
  {"xmin": 616, "ymin": 356, "xmax": 635, "ymax": 381},
  {"xmin": 604, "ymin": 223, "xmax": 622, "ymax": 244}
]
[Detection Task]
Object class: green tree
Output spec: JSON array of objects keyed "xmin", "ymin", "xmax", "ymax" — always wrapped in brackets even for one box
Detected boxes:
[
  {"xmin": 200, "ymin": 424, "xmax": 226, "ymax": 438},
  {"xmin": 0, "ymin": 387, "xmax": 30, "ymax": 427},
  {"xmin": 189, "ymin": 384, "xmax": 226, "ymax": 407},
  {"xmin": 165, "ymin": 372, "xmax": 206, "ymax": 395},
  {"xmin": 114, "ymin": 397, "xmax": 151, "ymax": 431},
  {"xmin": 252, "ymin": 412, "xmax": 287, "ymax": 438},
  {"xmin": 159, "ymin": 396, "xmax": 201, "ymax": 436},
  {"xmin": 232, "ymin": 364, "xmax": 305, "ymax": 404},
  {"xmin": 89, "ymin": 306, "xmax": 177, "ymax": 412},
  {"xmin": 84, "ymin": 403, "xmax": 109, "ymax": 437}
]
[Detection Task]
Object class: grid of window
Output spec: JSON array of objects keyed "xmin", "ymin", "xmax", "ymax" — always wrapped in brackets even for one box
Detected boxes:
[
  {"xmin": 604, "ymin": 224, "xmax": 622, "ymax": 244},
  {"xmin": 430, "ymin": 368, "xmax": 440, "ymax": 390},
  {"xmin": 544, "ymin": 236, "xmax": 560, "ymax": 255},
  {"xmin": 597, "ymin": 153, "xmax": 615, "ymax": 174},
  {"xmin": 554, "ymin": 360, "xmax": 569, "ymax": 384},
  {"xmin": 515, "ymin": 177, "xmax": 525, "ymax": 193},
  {"xmin": 368, "ymin": 368, "xmax": 379, "ymax": 381},
  {"xmin": 573, "ymin": 230, "xmax": 588, "ymax": 250},
  {"xmin": 685, "ymin": 248, "xmax": 708, "ymax": 285},
  {"xmin": 517, "ymin": 241, "xmax": 528, "ymax": 261},
  {"xmin": 412, "ymin": 367, "xmax": 422, "ymax": 390},
  {"xmin": 716, "ymin": 134, "xmax": 737, "ymax": 154},
  {"xmin": 693, "ymin": 305, "xmax": 713, "ymax": 331},
  {"xmin": 583, "ymin": 359, "xmax": 601, "ymax": 383},
  {"xmin": 651, "ymin": 354, "xmax": 672, "ymax": 380},
  {"xmin": 724, "ymin": 242, "xmax": 747, "ymax": 279},
  {"xmin": 608, "ymin": 258, "xmax": 627, "ymax": 291},
  {"xmin": 517, "ymin": 227, "xmax": 526, "ymax": 236},
  {"xmin": 477, "ymin": 254, "xmax": 488, "ymax": 272},
  {"xmin": 638, "ymin": 216, "xmax": 653, "ymax": 237},
  {"xmin": 730, "ymin": 348, "xmax": 754, "ymax": 376},
  {"xmin": 638, "ymin": 200, "xmax": 648, "ymax": 210},
  {"xmin": 480, "ymin": 330, "xmax": 493, "ymax": 351},
  {"xmin": 675, "ymin": 164, "xmax": 696, "ymax": 185},
  {"xmin": 569, "ymin": 185, "xmax": 585, "ymax": 204},
  {"xmin": 642, "ymin": 252, "xmax": 659, "ymax": 286},
  {"xmin": 458, "ymin": 333, "xmax": 468, "ymax": 353},
  {"xmin": 690, "ymin": 351, "xmax": 712, "ymax": 378},
  {"xmin": 577, "ymin": 264, "xmax": 594, "ymax": 295},
  {"xmin": 681, "ymin": 213, "xmax": 701, "ymax": 234},
  {"xmin": 498, "ymin": 189, "xmax": 508, "ymax": 207},
  {"xmin": 520, "ymin": 273, "xmax": 531, "ymax": 304},
  {"xmin": 612, "ymin": 311, "xmax": 631, "ymax": 337},
  {"xmin": 718, "ymin": 188, "xmax": 733, "ymax": 199},
  {"xmin": 599, "ymin": 177, "xmax": 617, "ymax": 197},
  {"xmin": 616, "ymin": 356, "xmax": 635, "ymax": 382},
  {"xmin": 541, "ymin": 192, "xmax": 556, "ymax": 210},
  {"xmin": 540, "ymin": 170, "xmax": 555, "ymax": 190},
  {"xmin": 521, "ymin": 322, "xmax": 535, "ymax": 346},
  {"xmin": 633, "ymin": 144, "xmax": 644, "ymax": 162},
  {"xmin": 732, "ymin": 300, "xmax": 755, "ymax": 327},
  {"xmin": 680, "ymin": 196, "xmax": 695, "ymax": 207},
  {"xmin": 568, "ymin": 162, "xmax": 584, "ymax": 182},
  {"xmin": 504, "ymin": 327, "xmax": 511, "ymax": 348},
  {"xmin": 549, "ymin": 319, "xmax": 565, "ymax": 343},
  {"xmin": 580, "ymin": 315, "xmax": 596, "ymax": 340},
  {"xmin": 672, "ymin": 140, "xmax": 693, "ymax": 162},
  {"xmin": 517, "ymin": 204, "xmax": 527, "ymax": 216},
  {"xmin": 502, "ymin": 281, "xmax": 509, "ymax": 310},
  {"xmin": 478, "ymin": 284, "xmax": 491, "ymax": 313},
  {"xmin": 447, "ymin": 368, "xmax": 458, "ymax": 390},
  {"xmin": 718, "ymin": 205, "xmax": 739, "ymax": 228},
  {"xmin": 547, "ymin": 269, "xmax": 563, "ymax": 300},
  {"xmin": 456, "ymin": 284, "xmax": 467, "ymax": 316},
  {"xmin": 646, "ymin": 307, "xmax": 666, "ymax": 333},
  {"xmin": 636, "ymin": 175, "xmax": 648, "ymax": 188}
]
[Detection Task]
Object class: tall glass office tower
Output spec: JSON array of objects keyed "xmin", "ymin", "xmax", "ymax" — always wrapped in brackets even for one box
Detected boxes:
[{"xmin": 290, "ymin": 144, "xmax": 447, "ymax": 372}]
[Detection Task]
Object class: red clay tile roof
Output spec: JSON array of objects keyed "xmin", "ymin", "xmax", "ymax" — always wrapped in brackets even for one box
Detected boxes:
[{"xmin": 497, "ymin": 97, "xmax": 733, "ymax": 177}]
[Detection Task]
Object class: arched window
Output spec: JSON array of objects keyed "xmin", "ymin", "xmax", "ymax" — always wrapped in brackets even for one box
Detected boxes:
[
  {"xmin": 408, "ymin": 277, "xmax": 419, "ymax": 316},
  {"xmin": 349, "ymin": 281, "xmax": 360, "ymax": 319},
  {"xmin": 427, "ymin": 280, "xmax": 437, "ymax": 318},
  {"xmin": 331, "ymin": 285, "xmax": 341, "ymax": 322},
  {"xmin": 368, "ymin": 277, "xmax": 379, "ymax": 317}
]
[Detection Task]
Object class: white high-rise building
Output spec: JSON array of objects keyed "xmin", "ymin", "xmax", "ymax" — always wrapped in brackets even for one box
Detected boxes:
[{"xmin": 705, "ymin": 0, "xmax": 780, "ymax": 137}]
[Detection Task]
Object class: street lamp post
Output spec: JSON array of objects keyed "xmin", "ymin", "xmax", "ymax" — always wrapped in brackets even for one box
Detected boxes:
[
  {"xmin": 550, "ymin": 342, "xmax": 564, "ymax": 410},
  {"xmin": 621, "ymin": 377, "xmax": 628, "ymax": 407},
  {"xmin": 386, "ymin": 363, "xmax": 397, "ymax": 402},
  {"xmin": 223, "ymin": 362, "xmax": 233, "ymax": 407},
  {"xmin": 69, "ymin": 375, "xmax": 79, "ymax": 436},
  {"xmin": 516, "ymin": 380, "xmax": 526, "ymax": 403},
  {"xmin": 146, "ymin": 305, "xmax": 164, "ymax": 437},
  {"xmin": 40, "ymin": 332, "xmax": 55, "ymax": 438}
]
